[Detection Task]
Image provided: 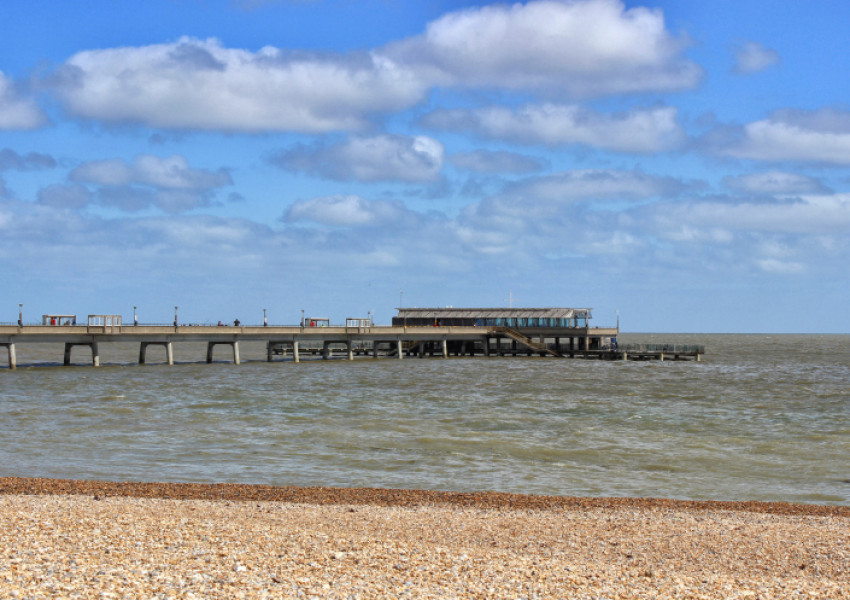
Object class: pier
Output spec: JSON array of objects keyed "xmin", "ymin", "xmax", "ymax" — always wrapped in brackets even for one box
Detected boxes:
[{"xmin": 0, "ymin": 308, "xmax": 703, "ymax": 369}]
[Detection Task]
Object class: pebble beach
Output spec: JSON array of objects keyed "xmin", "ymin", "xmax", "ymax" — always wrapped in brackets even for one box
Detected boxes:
[{"xmin": 1, "ymin": 478, "xmax": 849, "ymax": 598}]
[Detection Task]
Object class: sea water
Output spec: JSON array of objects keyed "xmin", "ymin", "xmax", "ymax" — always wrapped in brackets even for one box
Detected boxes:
[{"xmin": 1, "ymin": 334, "xmax": 848, "ymax": 505}]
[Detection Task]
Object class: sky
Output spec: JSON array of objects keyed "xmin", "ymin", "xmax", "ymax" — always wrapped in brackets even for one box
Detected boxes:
[{"xmin": 1, "ymin": 0, "xmax": 849, "ymax": 333}]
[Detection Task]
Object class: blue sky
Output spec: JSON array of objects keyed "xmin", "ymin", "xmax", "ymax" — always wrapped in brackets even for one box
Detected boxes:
[{"xmin": 2, "ymin": 0, "xmax": 849, "ymax": 332}]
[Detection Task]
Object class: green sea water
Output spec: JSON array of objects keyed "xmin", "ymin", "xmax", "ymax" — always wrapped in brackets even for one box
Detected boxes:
[{"xmin": 1, "ymin": 334, "xmax": 848, "ymax": 505}]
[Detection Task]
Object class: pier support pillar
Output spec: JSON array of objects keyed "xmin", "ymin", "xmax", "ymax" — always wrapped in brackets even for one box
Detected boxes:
[
  {"xmin": 64, "ymin": 342, "xmax": 99, "ymax": 367},
  {"xmin": 483, "ymin": 337, "xmax": 490, "ymax": 357},
  {"xmin": 1, "ymin": 343, "xmax": 15, "ymax": 370},
  {"xmin": 347, "ymin": 341, "xmax": 354, "ymax": 361},
  {"xmin": 322, "ymin": 342, "xmax": 330, "ymax": 360},
  {"xmin": 397, "ymin": 340, "xmax": 403, "ymax": 360},
  {"xmin": 293, "ymin": 341, "xmax": 300, "ymax": 363},
  {"xmin": 442, "ymin": 338, "xmax": 448, "ymax": 358},
  {"xmin": 266, "ymin": 341, "xmax": 275, "ymax": 362},
  {"xmin": 659, "ymin": 352, "xmax": 664, "ymax": 362},
  {"xmin": 372, "ymin": 342, "xmax": 379, "ymax": 358},
  {"xmin": 139, "ymin": 342, "xmax": 173, "ymax": 365},
  {"xmin": 207, "ymin": 341, "xmax": 240, "ymax": 365}
]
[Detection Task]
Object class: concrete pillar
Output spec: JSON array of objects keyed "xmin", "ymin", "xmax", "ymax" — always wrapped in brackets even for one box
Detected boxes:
[
  {"xmin": 659, "ymin": 352, "xmax": 665, "ymax": 362},
  {"xmin": 293, "ymin": 341, "xmax": 300, "ymax": 363},
  {"xmin": 484, "ymin": 337, "xmax": 490, "ymax": 357},
  {"xmin": 347, "ymin": 341, "xmax": 354, "ymax": 361},
  {"xmin": 207, "ymin": 342, "xmax": 239, "ymax": 364},
  {"xmin": 63, "ymin": 342, "xmax": 98, "ymax": 366},
  {"xmin": 442, "ymin": 338, "xmax": 448, "ymax": 358},
  {"xmin": 372, "ymin": 342, "xmax": 379, "ymax": 358},
  {"xmin": 140, "ymin": 342, "xmax": 173, "ymax": 366},
  {"xmin": 2, "ymin": 344, "xmax": 16, "ymax": 370},
  {"xmin": 397, "ymin": 340, "xmax": 403, "ymax": 360},
  {"xmin": 267, "ymin": 341, "xmax": 274, "ymax": 362},
  {"xmin": 322, "ymin": 342, "xmax": 330, "ymax": 360}
]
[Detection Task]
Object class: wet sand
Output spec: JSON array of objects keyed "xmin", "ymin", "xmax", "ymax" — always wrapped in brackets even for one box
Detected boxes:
[{"xmin": 1, "ymin": 477, "xmax": 849, "ymax": 598}]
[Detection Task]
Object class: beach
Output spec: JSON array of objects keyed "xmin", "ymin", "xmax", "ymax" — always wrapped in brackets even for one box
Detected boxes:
[{"xmin": 1, "ymin": 478, "xmax": 849, "ymax": 599}]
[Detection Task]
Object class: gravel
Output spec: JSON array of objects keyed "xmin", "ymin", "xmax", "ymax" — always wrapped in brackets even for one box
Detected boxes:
[{"xmin": 1, "ymin": 477, "xmax": 848, "ymax": 598}]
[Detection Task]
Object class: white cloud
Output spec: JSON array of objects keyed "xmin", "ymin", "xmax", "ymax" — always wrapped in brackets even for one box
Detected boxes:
[
  {"xmin": 658, "ymin": 194, "xmax": 850, "ymax": 236},
  {"xmin": 71, "ymin": 155, "xmax": 231, "ymax": 190},
  {"xmin": 285, "ymin": 195, "xmax": 413, "ymax": 228},
  {"xmin": 0, "ymin": 149, "xmax": 56, "ymax": 171},
  {"xmin": 51, "ymin": 37, "xmax": 425, "ymax": 133},
  {"xmin": 425, "ymin": 104, "xmax": 683, "ymax": 152},
  {"xmin": 494, "ymin": 169, "xmax": 687, "ymax": 204},
  {"xmin": 450, "ymin": 150, "xmax": 545, "ymax": 174},
  {"xmin": 45, "ymin": 1, "xmax": 701, "ymax": 134},
  {"xmin": 0, "ymin": 72, "xmax": 47, "ymax": 130},
  {"xmin": 723, "ymin": 171, "xmax": 829, "ymax": 195},
  {"xmin": 37, "ymin": 183, "xmax": 92, "ymax": 209},
  {"xmin": 722, "ymin": 109, "xmax": 850, "ymax": 164},
  {"xmin": 64, "ymin": 154, "xmax": 232, "ymax": 213},
  {"xmin": 733, "ymin": 41, "xmax": 780, "ymax": 74},
  {"xmin": 385, "ymin": 0, "xmax": 701, "ymax": 96},
  {"xmin": 273, "ymin": 134, "xmax": 444, "ymax": 182},
  {"xmin": 756, "ymin": 258, "xmax": 803, "ymax": 274}
]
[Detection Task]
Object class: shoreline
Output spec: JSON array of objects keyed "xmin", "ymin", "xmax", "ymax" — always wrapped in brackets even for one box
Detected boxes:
[{"xmin": 2, "ymin": 476, "xmax": 849, "ymax": 516}]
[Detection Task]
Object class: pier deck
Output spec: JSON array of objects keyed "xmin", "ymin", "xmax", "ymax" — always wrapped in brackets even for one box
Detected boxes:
[{"xmin": 0, "ymin": 324, "xmax": 701, "ymax": 369}]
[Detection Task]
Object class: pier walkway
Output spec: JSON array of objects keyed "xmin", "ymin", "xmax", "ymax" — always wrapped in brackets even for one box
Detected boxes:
[{"xmin": 0, "ymin": 323, "xmax": 703, "ymax": 369}]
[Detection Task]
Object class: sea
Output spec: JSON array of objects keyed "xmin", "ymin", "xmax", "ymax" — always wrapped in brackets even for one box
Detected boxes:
[{"xmin": 1, "ymin": 333, "xmax": 848, "ymax": 505}]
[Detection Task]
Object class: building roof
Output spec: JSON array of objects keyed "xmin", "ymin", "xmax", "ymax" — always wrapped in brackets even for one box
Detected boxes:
[{"xmin": 395, "ymin": 307, "xmax": 591, "ymax": 319}]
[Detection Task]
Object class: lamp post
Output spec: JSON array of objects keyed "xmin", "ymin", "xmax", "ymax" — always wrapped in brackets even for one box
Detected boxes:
[
  {"xmin": 18, "ymin": 303, "xmax": 22, "ymax": 327},
  {"xmin": 133, "ymin": 306, "xmax": 138, "ymax": 326},
  {"xmin": 367, "ymin": 310, "xmax": 372, "ymax": 327},
  {"xmin": 174, "ymin": 306, "xmax": 178, "ymax": 327},
  {"xmin": 301, "ymin": 309, "xmax": 304, "ymax": 330},
  {"xmin": 263, "ymin": 308, "xmax": 267, "ymax": 327}
]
